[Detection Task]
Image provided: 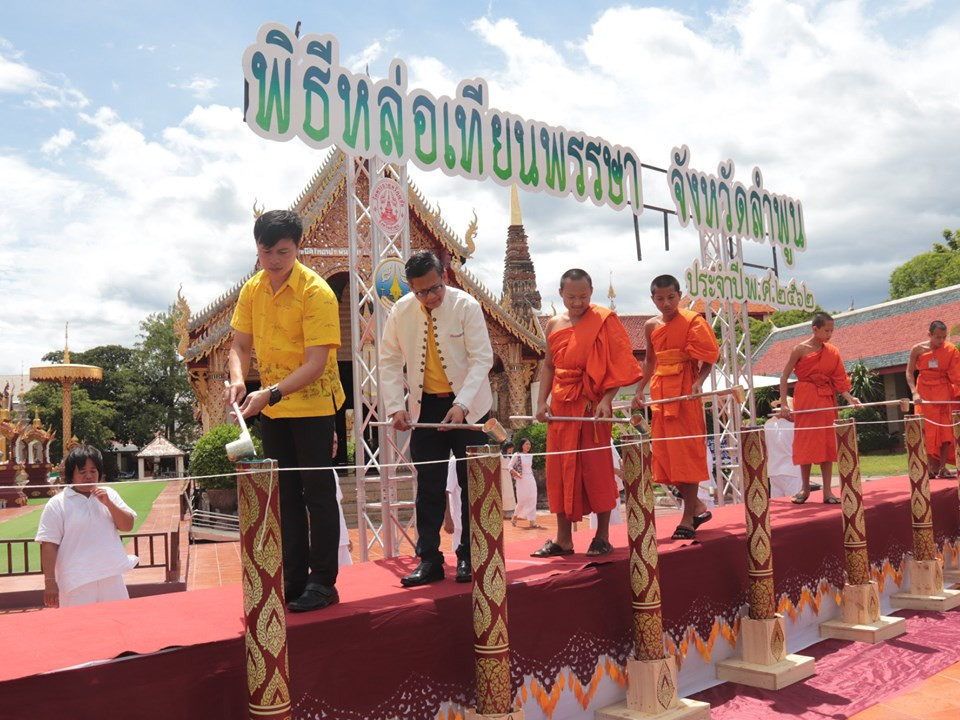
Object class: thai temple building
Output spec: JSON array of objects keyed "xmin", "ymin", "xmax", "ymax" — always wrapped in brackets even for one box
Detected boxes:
[{"xmin": 175, "ymin": 151, "xmax": 547, "ymax": 439}]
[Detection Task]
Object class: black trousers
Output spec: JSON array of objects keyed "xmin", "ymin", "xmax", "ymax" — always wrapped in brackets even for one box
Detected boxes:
[
  {"xmin": 260, "ymin": 414, "xmax": 339, "ymax": 589},
  {"xmin": 410, "ymin": 393, "xmax": 488, "ymax": 564}
]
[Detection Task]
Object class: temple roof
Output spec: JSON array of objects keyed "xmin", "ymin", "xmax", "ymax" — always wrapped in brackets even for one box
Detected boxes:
[{"xmin": 183, "ymin": 151, "xmax": 545, "ymax": 361}]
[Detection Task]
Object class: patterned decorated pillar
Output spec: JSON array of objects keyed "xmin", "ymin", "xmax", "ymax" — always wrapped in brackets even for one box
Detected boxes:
[
  {"xmin": 835, "ymin": 419, "xmax": 870, "ymax": 586},
  {"xmin": 623, "ymin": 435, "xmax": 665, "ymax": 661},
  {"xmin": 741, "ymin": 427, "xmax": 775, "ymax": 620},
  {"xmin": 466, "ymin": 445, "xmax": 519, "ymax": 719},
  {"xmin": 890, "ymin": 415, "xmax": 960, "ymax": 608},
  {"xmin": 947, "ymin": 411, "xmax": 960, "ymax": 578},
  {"xmin": 905, "ymin": 415, "xmax": 936, "ymax": 562},
  {"xmin": 821, "ymin": 420, "xmax": 906, "ymax": 641},
  {"xmin": 597, "ymin": 436, "xmax": 711, "ymax": 718},
  {"xmin": 237, "ymin": 459, "xmax": 291, "ymax": 720},
  {"xmin": 715, "ymin": 426, "xmax": 815, "ymax": 688}
]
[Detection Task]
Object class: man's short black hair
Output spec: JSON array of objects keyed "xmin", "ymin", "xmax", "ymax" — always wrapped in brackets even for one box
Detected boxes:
[
  {"xmin": 253, "ymin": 210, "xmax": 303, "ymax": 249},
  {"xmin": 65, "ymin": 445, "xmax": 103, "ymax": 484},
  {"xmin": 650, "ymin": 275, "xmax": 681, "ymax": 294},
  {"xmin": 560, "ymin": 268, "xmax": 592, "ymax": 289},
  {"xmin": 812, "ymin": 311, "xmax": 834, "ymax": 328},
  {"xmin": 405, "ymin": 250, "xmax": 444, "ymax": 280},
  {"xmin": 930, "ymin": 320, "xmax": 948, "ymax": 333}
]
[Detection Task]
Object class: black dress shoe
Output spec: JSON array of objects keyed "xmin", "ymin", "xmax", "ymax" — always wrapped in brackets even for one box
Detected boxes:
[
  {"xmin": 400, "ymin": 560, "xmax": 444, "ymax": 587},
  {"xmin": 287, "ymin": 583, "xmax": 339, "ymax": 613},
  {"xmin": 455, "ymin": 559, "xmax": 472, "ymax": 583}
]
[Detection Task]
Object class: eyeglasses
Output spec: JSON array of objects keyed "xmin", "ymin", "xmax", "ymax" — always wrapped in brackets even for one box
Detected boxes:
[{"xmin": 413, "ymin": 283, "xmax": 445, "ymax": 299}]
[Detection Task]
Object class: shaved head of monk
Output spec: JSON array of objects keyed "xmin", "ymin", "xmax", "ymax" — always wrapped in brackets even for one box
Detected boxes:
[
  {"xmin": 650, "ymin": 274, "xmax": 682, "ymax": 320},
  {"xmin": 929, "ymin": 320, "xmax": 947, "ymax": 349},
  {"xmin": 559, "ymin": 268, "xmax": 593, "ymax": 320}
]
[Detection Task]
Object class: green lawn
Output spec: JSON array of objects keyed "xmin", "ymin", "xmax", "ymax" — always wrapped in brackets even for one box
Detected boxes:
[
  {"xmin": 810, "ymin": 453, "xmax": 908, "ymax": 478},
  {"xmin": 0, "ymin": 481, "xmax": 166, "ymax": 574}
]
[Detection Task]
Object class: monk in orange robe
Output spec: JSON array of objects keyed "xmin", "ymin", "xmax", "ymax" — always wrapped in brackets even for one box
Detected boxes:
[
  {"xmin": 779, "ymin": 312, "xmax": 860, "ymax": 505},
  {"xmin": 907, "ymin": 320, "xmax": 960, "ymax": 478},
  {"xmin": 631, "ymin": 275, "xmax": 719, "ymax": 540},
  {"xmin": 534, "ymin": 269, "xmax": 642, "ymax": 557}
]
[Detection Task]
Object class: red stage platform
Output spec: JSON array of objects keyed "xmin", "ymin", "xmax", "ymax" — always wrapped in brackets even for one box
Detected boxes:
[{"xmin": 2, "ymin": 476, "xmax": 959, "ymax": 720}]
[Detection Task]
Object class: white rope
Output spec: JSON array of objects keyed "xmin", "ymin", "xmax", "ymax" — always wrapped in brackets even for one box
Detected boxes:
[{"xmin": 28, "ymin": 415, "xmax": 960, "ymax": 492}]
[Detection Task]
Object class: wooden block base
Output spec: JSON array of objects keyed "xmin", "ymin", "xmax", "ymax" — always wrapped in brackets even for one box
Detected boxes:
[
  {"xmin": 904, "ymin": 558, "xmax": 944, "ymax": 596},
  {"xmin": 741, "ymin": 616, "xmax": 787, "ymax": 666},
  {"xmin": 819, "ymin": 614, "xmax": 907, "ymax": 643},
  {"xmin": 890, "ymin": 588, "xmax": 960, "ymax": 611},
  {"xmin": 715, "ymin": 654, "xmax": 816, "ymax": 690},
  {"xmin": 595, "ymin": 698, "xmax": 711, "ymax": 720},
  {"xmin": 465, "ymin": 710, "xmax": 524, "ymax": 720},
  {"xmin": 840, "ymin": 582, "xmax": 881, "ymax": 626},
  {"xmin": 942, "ymin": 568, "xmax": 960, "ymax": 585}
]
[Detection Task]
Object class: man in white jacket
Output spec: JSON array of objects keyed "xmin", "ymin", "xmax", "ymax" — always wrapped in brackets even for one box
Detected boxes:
[{"xmin": 381, "ymin": 251, "xmax": 494, "ymax": 586}]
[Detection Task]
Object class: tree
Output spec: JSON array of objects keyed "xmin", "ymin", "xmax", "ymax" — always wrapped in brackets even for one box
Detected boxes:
[
  {"xmin": 132, "ymin": 311, "xmax": 197, "ymax": 448},
  {"xmin": 889, "ymin": 229, "xmax": 960, "ymax": 299},
  {"xmin": 22, "ymin": 383, "xmax": 118, "ymax": 461},
  {"xmin": 848, "ymin": 360, "xmax": 884, "ymax": 402},
  {"xmin": 23, "ymin": 307, "xmax": 199, "ymax": 455}
]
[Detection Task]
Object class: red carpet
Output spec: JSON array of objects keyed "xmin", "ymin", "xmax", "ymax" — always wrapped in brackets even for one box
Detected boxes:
[
  {"xmin": 694, "ymin": 609, "xmax": 960, "ymax": 718},
  {"xmin": 1, "ymin": 476, "xmax": 958, "ymax": 720}
]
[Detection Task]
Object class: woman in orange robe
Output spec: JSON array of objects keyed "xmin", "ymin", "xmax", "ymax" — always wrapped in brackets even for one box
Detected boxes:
[
  {"xmin": 631, "ymin": 276, "xmax": 719, "ymax": 539},
  {"xmin": 906, "ymin": 320, "xmax": 960, "ymax": 478},
  {"xmin": 534, "ymin": 269, "xmax": 642, "ymax": 558},
  {"xmin": 780, "ymin": 312, "xmax": 860, "ymax": 504}
]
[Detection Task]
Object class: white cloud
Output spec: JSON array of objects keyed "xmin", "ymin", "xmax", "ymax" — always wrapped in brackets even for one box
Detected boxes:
[
  {"xmin": 41, "ymin": 128, "xmax": 76, "ymax": 156},
  {"xmin": 170, "ymin": 74, "xmax": 219, "ymax": 100},
  {"xmin": 0, "ymin": 41, "xmax": 88, "ymax": 108},
  {"xmin": 345, "ymin": 41, "xmax": 384, "ymax": 74}
]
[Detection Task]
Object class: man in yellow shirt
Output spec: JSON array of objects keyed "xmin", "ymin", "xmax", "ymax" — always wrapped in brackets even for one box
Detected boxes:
[
  {"xmin": 381, "ymin": 251, "xmax": 494, "ymax": 587},
  {"xmin": 227, "ymin": 210, "xmax": 345, "ymax": 612}
]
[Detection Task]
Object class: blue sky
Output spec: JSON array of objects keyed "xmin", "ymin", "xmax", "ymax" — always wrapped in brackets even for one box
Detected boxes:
[{"xmin": 1, "ymin": 0, "xmax": 958, "ymax": 373}]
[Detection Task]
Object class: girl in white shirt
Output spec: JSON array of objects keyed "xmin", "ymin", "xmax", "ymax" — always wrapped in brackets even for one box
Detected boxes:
[
  {"xmin": 510, "ymin": 438, "xmax": 541, "ymax": 528},
  {"xmin": 36, "ymin": 445, "xmax": 137, "ymax": 608}
]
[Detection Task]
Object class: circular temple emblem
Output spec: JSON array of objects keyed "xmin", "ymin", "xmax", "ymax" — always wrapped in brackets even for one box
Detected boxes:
[
  {"xmin": 370, "ymin": 178, "xmax": 408, "ymax": 235},
  {"xmin": 374, "ymin": 257, "xmax": 411, "ymax": 310}
]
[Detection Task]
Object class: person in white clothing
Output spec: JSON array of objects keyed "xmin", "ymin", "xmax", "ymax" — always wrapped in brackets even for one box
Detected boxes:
[
  {"xmin": 443, "ymin": 455, "xmax": 463, "ymax": 551},
  {"xmin": 500, "ymin": 442, "xmax": 517, "ymax": 520},
  {"xmin": 764, "ymin": 402, "xmax": 803, "ymax": 498},
  {"xmin": 510, "ymin": 439, "xmax": 541, "ymax": 528},
  {"xmin": 588, "ymin": 443, "xmax": 624, "ymax": 529},
  {"xmin": 331, "ymin": 434, "xmax": 352, "ymax": 566},
  {"xmin": 36, "ymin": 445, "xmax": 138, "ymax": 608}
]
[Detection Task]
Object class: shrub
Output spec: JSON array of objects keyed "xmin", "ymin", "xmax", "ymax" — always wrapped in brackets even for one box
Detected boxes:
[
  {"xmin": 838, "ymin": 407, "xmax": 897, "ymax": 453},
  {"xmin": 190, "ymin": 423, "xmax": 264, "ymax": 490}
]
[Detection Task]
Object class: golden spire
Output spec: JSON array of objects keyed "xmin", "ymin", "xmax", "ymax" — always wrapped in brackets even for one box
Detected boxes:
[
  {"xmin": 63, "ymin": 322, "xmax": 70, "ymax": 364},
  {"xmin": 509, "ymin": 185, "xmax": 522, "ymax": 226},
  {"xmin": 608, "ymin": 271, "xmax": 616, "ymax": 311}
]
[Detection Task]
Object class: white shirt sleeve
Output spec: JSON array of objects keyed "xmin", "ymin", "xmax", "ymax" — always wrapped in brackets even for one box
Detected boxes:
[{"xmin": 35, "ymin": 496, "xmax": 65, "ymax": 544}]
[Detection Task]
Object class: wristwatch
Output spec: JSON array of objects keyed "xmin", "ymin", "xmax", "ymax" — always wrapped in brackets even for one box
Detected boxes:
[
  {"xmin": 267, "ymin": 384, "xmax": 283, "ymax": 406},
  {"xmin": 453, "ymin": 401, "xmax": 469, "ymax": 415}
]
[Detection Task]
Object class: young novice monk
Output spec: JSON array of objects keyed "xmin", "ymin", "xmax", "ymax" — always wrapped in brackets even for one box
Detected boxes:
[
  {"xmin": 534, "ymin": 269, "xmax": 642, "ymax": 557},
  {"xmin": 779, "ymin": 312, "xmax": 860, "ymax": 504},
  {"xmin": 631, "ymin": 275, "xmax": 719, "ymax": 540},
  {"xmin": 906, "ymin": 320, "xmax": 960, "ymax": 478}
]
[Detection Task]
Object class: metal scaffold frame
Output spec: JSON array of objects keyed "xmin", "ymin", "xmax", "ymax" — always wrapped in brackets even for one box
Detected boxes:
[
  {"xmin": 700, "ymin": 231, "xmax": 758, "ymax": 505},
  {"xmin": 346, "ymin": 157, "xmax": 416, "ymax": 561}
]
